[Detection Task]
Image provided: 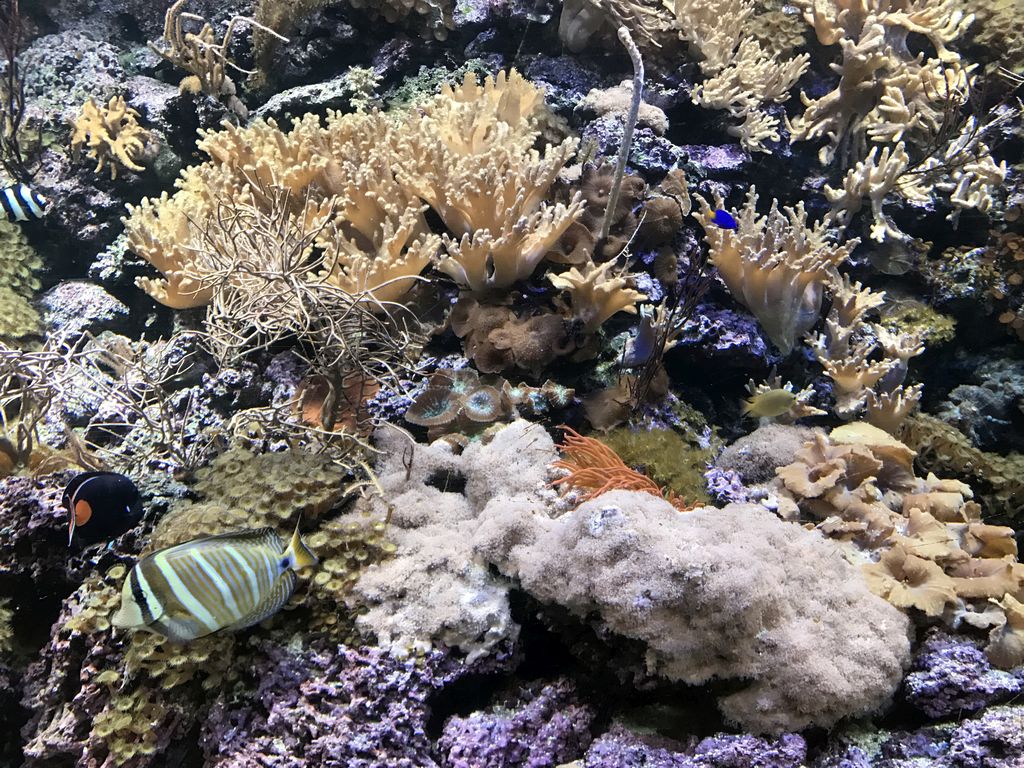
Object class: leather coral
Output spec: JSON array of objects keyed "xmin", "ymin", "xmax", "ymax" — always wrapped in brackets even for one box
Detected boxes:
[{"xmin": 695, "ymin": 187, "xmax": 856, "ymax": 354}]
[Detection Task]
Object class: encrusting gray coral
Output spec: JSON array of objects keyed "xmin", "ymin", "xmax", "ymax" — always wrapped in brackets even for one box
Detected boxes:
[{"xmin": 350, "ymin": 420, "xmax": 911, "ymax": 733}]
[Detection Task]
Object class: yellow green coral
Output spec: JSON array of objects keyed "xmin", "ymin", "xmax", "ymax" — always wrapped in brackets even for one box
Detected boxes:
[
  {"xmin": 149, "ymin": 446, "xmax": 344, "ymax": 549},
  {"xmin": 0, "ymin": 218, "xmax": 41, "ymax": 340},
  {"xmin": 0, "ymin": 598, "xmax": 12, "ymax": 652}
]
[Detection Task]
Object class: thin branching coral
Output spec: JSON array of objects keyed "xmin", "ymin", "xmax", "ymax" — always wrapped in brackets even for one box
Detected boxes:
[
  {"xmin": 809, "ymin": 275, "xmax": 925, "ymax": 423},
  {"xmin": 551, "ymin": 426, "xmax": 695, "ymax": 510},
  {"xmin": 788, "ymin": 0, "xmax": 975, "ymax": 167},
  {"xmin": 70, "ymin": 95, "xmax": 148, "ymax": 179},
  {"xmin": 149, "ymin": 0, "xmax": 284, "ymax": 118},
  {"xmin": 665, "ymin": 0, "xmax": 809, "ymax": 152},
  {"xmin": 695, "ymin": 187, "xmax": 856, "ymax": 354}
]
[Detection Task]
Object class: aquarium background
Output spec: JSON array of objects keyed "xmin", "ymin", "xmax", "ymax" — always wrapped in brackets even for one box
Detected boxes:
[{"xmin": 0, "ymin": 0, "xmax": 1022, "ymax": 766}]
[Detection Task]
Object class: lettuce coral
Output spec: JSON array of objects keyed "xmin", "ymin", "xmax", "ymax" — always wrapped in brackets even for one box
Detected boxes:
[{"xmin": 775, "ymin": 422, "xmax": 1024, "ymax": 665}]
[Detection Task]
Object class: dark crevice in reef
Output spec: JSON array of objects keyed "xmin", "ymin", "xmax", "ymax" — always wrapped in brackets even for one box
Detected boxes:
[{"xmin": 425, "ymin": 469, "xmax": 468, "ymax": 495}]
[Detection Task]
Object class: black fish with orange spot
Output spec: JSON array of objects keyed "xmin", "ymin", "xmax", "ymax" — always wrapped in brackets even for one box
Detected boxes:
[{"xmin": 63, "ymin": 472, "xmax": 144, "ymax": 547}]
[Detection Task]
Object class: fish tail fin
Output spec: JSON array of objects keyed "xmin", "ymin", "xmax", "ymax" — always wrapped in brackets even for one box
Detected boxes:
[{"xmin": 285, "ymin": 518, "xmax": 319, "ymax": 571}]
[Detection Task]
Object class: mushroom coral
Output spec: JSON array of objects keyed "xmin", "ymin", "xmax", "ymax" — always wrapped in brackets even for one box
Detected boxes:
[
  {"xmin": 775, "ymin": 422, "xmax": 1024, "ymax": 666},
  {"xmin": 695, "ymin": 187, "xmax": 856, "ymax": 354}
]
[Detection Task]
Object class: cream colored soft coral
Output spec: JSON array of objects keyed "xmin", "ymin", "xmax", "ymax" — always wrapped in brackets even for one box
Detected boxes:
[
  {"xmin": 808, "ymin": 276, "xmax": 924, "ymax": 422},
  {"xmin": 548, "ymin": 260, "xmax": 647, "ymax": 332},
  {"xmin": 695, "ymin": 187, "xmax": 855, "ymax": 354},
  {"xmin": 665, "ymin": 0, "xmax": 809, "ymax": 152},
  {"xmin": 789, "ymin": 0, "xmax": 975, "ymax": 166},
  {"xmin": 126, "ymin": 69, "xmax": 584, "ymax": 308},
  {"xmin": 394, "ymin": 71, "xmax": 583, "ymax": 292},
  {"xmin": 71, "ymin": 95, "xmax": 149, "ymax": 180}
]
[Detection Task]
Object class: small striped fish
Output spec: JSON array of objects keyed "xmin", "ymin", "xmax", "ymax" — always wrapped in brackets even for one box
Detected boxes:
[
  {"xmin": 112, "ymin": 524, "xmax": 318, "ymax": 642},
  {"xmin": 1, "ymin": 183, "xmax": 46, "ymax": 221}
]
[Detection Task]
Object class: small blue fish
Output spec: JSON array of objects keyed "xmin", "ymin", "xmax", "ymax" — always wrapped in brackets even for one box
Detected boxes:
[{"xmin": 712, "ymin": 209, "xmax": 738, "ymax": 230}]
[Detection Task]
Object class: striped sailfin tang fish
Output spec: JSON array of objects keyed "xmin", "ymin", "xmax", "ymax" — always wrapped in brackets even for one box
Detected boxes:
[
  {"xmin": 112, "ymin": 523, "xmax": 318, "ymax": 642},
  {"xmin": 1, "ymin": 183, "xmax": 47, "ymax": 221}
]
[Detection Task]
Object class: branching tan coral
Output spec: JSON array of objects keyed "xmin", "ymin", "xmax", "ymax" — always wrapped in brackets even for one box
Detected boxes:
[
  {"xmin": 149, "ymin": 0, "xmax": 285, "ymax": 118},
  {"xmin": 559, "ymin": 0, "xmax": 674, "ymax": 53},
  {"xmin": 548, "ymin": 259, "xmax": 647, "ymax": 332},
  {"xmin": 665, "ymin": 0, "xmax": 809, "ymax": 152},
  {"xmin": 695, "ymin": 187, "xmax": 855, "ymax": 353},
  {"xmin": 394, "ymin": 71, "xmax": 583, "ymax": 292},
  {"xmin": 70, "ymin": 96, "xmax": 148, "ymax": 180},
  {"xmin": 809, "ymin": 276, "xmax": 924, "ymax": 422},
  {"xmin": 789, "ymin": 0, "xmax": 974, "ymax": 166}
]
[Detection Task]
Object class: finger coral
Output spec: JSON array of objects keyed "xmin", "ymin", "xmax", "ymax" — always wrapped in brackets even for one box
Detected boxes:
[
  {"xmin": 788, "ymin": 0, "xmax": 974, "ymax": 167},
  {"xmin": 695, "ymin": 187, "xmax": 856, "ymax": 354},
  {"xmin": 665, "ymin": 0, "xmax": 809, "ymax": 152},
  {"xmin": 70, "ymin": 95, "xmax": 149, "ymax": 179}
]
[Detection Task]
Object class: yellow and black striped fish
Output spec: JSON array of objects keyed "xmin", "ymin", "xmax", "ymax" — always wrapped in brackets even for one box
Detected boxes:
[
  {"xmin": 112, "ymin": 524, "xmax": 318, "ymax": 642},
  {"xmin": 0, "ymin": 183, "xmax": 46, "ymax": 221}
]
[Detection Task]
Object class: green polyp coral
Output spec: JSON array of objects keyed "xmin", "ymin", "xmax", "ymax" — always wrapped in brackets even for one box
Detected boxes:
[
  {"xmin": 124, "ymin": 631, "xmax": 236, "ymax": 691},
  {"xmin": 0, "ymin": 218, "xmax": 42, "ymax": 340},
  {"xmin": 91, "ymin": 687, "xmax": 171, "ymax": 763},
  {"xmin": 0, "ymin": 599, "xmax": 12, "ymax": 652},
  {"xmin": 880, "ymin": 298, "xmax": 957, "ymax": 346},
  {"xmin": 304, "ymin": 512, "xmax": 396, "ymax": 639},
  {"xmin": 902, "ymin": 414, "xmax": 1024, "ymax": 519},
  {"xmin": 600, "ymin": 413, "xmax": 721, "ymax": 505},
  {"xmin": 149, "ymin": 444, "xmax": 344, "ymax": 550},
  {"xmin": 63, "ymin": 566, "xmax": 125, "ymax": 635}
]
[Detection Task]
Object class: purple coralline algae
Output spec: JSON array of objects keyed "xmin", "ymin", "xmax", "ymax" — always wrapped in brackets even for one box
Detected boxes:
[
  {"xmin": 946, "ymin": 706, "xmax": 1024, "ymax": 767},
  {"xmin": 202, "ymin": 638, "xmax": 513, "ymax": 768},
  {"xmin": 703, "ymin": 466, "xmax": 750, "ymax": 505},
  {"xmin": 671, "ymin": 305, "xmax": 775, "ymax": 368},
  {"xmin": 902, "ymin": 632, "xmax": 1023, "ymax": 719},
  {"xmin": 813, "ymin": 706, "xmax": 1024, "ymax": 767},
  {"xmin": 583, "ymin": 725, "xmax": 806, "ymax": 768},
  {"xmin": 582, "ymin": 115, "xmax": 685, "ymax": 175},
  {"xmin": 438, "ymin": 677, "xmax": 593, "ymax": 768}
]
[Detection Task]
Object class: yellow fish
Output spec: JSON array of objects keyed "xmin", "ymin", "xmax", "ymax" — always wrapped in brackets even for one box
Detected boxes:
[
  {"xmin": 742, "ymin": 388, "xmax": 797, "ymax": 419},
  {"xmin": 112, "ymin": 524, "xmax": 318, "ymax": 642}
]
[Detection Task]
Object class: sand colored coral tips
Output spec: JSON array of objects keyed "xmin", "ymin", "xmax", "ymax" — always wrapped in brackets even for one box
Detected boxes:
[{"xmin": 70, "ymin": 95, "xmax": 148, "ymax": 179}]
